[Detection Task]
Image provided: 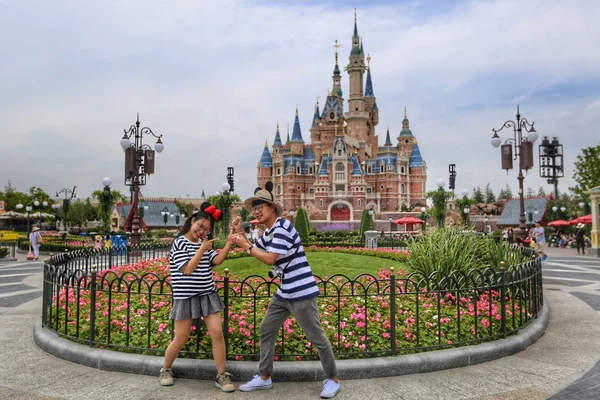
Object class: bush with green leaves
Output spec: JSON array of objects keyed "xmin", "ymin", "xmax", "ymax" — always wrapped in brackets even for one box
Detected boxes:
[
  {"xmin": 0, "ymin": 248, "xmax": 8, "ymax": 258},
  {"xmin": 294, "ymin": 207, "xmax": 311, "ymax": 240},
  {"xmin": 358, "ymin": 208, "xmax": 372, "ymax": 237},
  {"xmin": 405, "ymin": 227, "xmax": 529, "ymax": 278}
]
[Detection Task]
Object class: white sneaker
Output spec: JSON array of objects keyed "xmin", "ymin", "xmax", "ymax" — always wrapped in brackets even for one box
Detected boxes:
[
  {"xmin": 239, "ymin": 375, "xmax": 273, "ymax": 392},
  {"xmin": 320, "ymin": 379, "xmax": 340, "ymax": 398}
]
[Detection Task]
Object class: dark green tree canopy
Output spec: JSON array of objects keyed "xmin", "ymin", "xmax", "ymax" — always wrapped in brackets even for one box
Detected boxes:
[{"xmin": 570, "ymin": 144, "xmax": 600, "ymax": 202}]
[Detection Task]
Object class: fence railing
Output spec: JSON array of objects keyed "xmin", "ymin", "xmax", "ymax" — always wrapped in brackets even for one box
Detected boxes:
[
  {"xmin": 41, "ymin": 245, "xmax": 543, "ymax": 360},
  {"xmin": 303, "ymin": 236, "xmax": 410, "ymax": 249}
]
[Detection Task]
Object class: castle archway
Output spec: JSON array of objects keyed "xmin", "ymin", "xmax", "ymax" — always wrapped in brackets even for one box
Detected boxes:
[{"xmin": 328, "ymin": 201, "xmax": 353, "ymax": 221}]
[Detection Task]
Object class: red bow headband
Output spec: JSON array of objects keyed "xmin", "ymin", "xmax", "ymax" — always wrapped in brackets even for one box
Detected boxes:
[{"xmin": 204, "ymin": 205, "xmax": 222, "ymax": 221}]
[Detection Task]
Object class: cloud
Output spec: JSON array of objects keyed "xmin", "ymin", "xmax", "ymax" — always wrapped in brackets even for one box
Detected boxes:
[{"xmin": 0, "ymin": 0, "xmax": 599, "ymax": 201}]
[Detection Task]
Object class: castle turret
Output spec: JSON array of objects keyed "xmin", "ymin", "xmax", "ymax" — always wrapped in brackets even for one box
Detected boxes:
[
  {"xmin": 290, "ymin": 106, "xmax": 305, "ymax": 155},
  {"xmin": 364, "ymin": 54, "xmax": 378, "ymax": 127},
  {"xmin": 332, "ymin": 40, "xmax": 343, "ymax": 98},
  {"xmin": 273, "ymin": 122, "xmax": 282, "ymax": 147}
]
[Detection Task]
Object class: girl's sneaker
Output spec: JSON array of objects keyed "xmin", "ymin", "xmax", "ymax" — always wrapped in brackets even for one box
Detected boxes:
[
  {"xmin": 159, "ymin": 368, "xmax": 174, "ymax": 386},
  {"xmin": 320, "ymin": 379, "xmax": 341, "ymax": 398},
  {"xmin": 239, "ymin": 375, "xmax": 273, "ymax": 391},
  {"xmin": 215, "ymin": 372, "xmax": 236, "ymax": 392}
]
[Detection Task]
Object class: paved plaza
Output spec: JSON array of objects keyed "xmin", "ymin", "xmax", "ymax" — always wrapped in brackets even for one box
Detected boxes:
[{"xmin": 1, "ymin": 247, "xmax": 600, "ymax": 399}]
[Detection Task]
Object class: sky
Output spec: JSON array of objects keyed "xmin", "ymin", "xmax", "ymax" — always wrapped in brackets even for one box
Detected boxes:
[{"xmin": 1, "ymin": 0, "xmax": 599, "ymax": 202}]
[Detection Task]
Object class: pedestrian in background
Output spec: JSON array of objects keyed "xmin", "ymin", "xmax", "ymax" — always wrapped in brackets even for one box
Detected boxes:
[
  {"xmin": 29, "ymin": 227, "xmax": 43, "ymax": 260},
  {"xmin": 575, "ymin": 223, "xmax": 586, "ymax": 255}
]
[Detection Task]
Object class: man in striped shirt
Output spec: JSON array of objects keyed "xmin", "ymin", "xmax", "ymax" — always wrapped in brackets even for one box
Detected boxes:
[{"xmin": 232, "ymin": 183, "xmax": 340, "ymax": 398}]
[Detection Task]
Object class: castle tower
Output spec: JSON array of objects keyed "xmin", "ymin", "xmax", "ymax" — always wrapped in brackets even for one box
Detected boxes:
[{"xmin": 290, "ymin": 106, "xmax": 305, "ymax": 156}]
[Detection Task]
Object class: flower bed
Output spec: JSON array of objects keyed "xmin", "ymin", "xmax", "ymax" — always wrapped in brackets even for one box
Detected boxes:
[{"xmin": 44, "ymin": 249, "xmax": 541, "ymax": 361}]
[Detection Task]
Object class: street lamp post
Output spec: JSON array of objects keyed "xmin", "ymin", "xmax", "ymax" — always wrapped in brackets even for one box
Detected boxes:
[
  {"xmin": 16, "ymin": 204, "xmax": 33, "ymax": 234},
  {"xmin": 56, "ymin": 186, "xmax": 77, "ymax": 231},
  {"xmin": 221, "ymin": 182, "xmax": 232, "ymax": 235},
  {"xmin": 491, "ymin": 106, "xmax": 538, "ymax": 239},
  {"xmin": 388, "ymin": 217, "xmax": 393, "ymax": 235},
  {"xmin": 552, "ymin": 205, "xmax": 567, "ymax": 220},
  {"xmin": 120, "ymin": 114, "xmax": 165, "ymax": 246},
  {"xmin": 526, "ymin": 206, "xmax": 539, "ymax": 229},
  {"xmin": 461, "ymin": 188, "xmax": 470, "ymax": 226},
  {"xmin": 420, "ymin": 207, "xmax": 426, "ymax": 233},
  {"xmin": 368, "ymin": 206, "xmax": 375, "ymax": 231},
  {"xmin": 436, "ymin": 178, "xmax": 446, "ymax": 228},
  {"xmin": 483, "ymin": 215, "xmax": 489, "ymax": 234},
  {"xmin": 539, "ymin": 136, "xmax": 564, "ymax": 200},
  {"xmin": 101, "ymin": 177, "xmax": 113, "ymax": 234},
  {"xmin": 161, "ymin": 207, "xmax": 169, "ymax": 229}
]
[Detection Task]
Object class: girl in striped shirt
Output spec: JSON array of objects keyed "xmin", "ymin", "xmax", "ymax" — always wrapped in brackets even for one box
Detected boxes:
[{"xmin": 159, "ymin": 202, "xmax": 236, "ymax": 393}]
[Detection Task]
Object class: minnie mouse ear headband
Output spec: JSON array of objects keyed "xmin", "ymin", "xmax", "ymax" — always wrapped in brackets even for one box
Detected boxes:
[
  {"xmin": 244, "ymin": 181, "xmax": 283, "ymax": 215},
  {"xmin": 195, "ymin": 202, "xmax": 223, "ymax": 222},
  {"xmin": 577, "ymin": 223, "xmax": 585, "ymax": 229}
]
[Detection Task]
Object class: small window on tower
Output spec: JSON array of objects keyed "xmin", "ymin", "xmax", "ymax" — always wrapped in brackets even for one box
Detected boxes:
[
  {"xmin": 277, "ymin": 185, "xmax": 282, "ymax": 195},
  {"xmin": 309, "ymin": 188, "xmax": 314, "ymax": 194},
  {"xmin": 401, "ymin": 167, "xmax": 405, "ymax": 174},
  {"xmin": 366, "ymin": 188, "xmax": 372, "ymax": 193},
  {"xmin": 277, "ymin": 168, "xmax": 281, "ymax": 175},
  {"xmin": 358, "ymin": 199, "xmax": 362, "ymax": 206},
  {"xmin": 320, "ymin": 199, "xmax": 324, "ymax": 207}
]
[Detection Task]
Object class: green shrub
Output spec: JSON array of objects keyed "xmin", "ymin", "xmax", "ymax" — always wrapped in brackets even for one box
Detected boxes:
[
  {"xmin": 0, "ymin": 248, "xmax": 8, "ymax": 258},
  {"xmin": 294, "ymin": 208, "xmax": 310, "ymax": 240},
  {"xmin": 358, "ymin": 208, "xmax": 372, "ymax": 237}
]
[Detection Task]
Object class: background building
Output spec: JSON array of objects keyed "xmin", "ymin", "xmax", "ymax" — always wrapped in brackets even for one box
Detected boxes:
[{"xmin": 256, "ymin": 14, "xmax": 427, "ymax": 224}]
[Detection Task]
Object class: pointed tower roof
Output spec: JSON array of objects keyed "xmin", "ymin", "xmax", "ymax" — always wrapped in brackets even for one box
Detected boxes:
[
  {"xmin": 384, "ymin": 126, "xmax": 392, "ymax": 146},
  {"xmin": 399, "ymin": 106, "xmax": 414, "ymax": 137},
  {"xmin": 351, "ymin": 9, "xmax": 361, "ymax": 55},
  {"xmin": 360, "ymin": 37, "xmax": 364, "ymax": 55},
  {"xmin": 312, "ymin": 101, "xmax": 321, "ymax": 128},
  {"xmin": 409, "ymin": 143, "xmax": 424, "ymax": 167},
  {"xmin": 273, "ymin": 122, "xmax": 282, "ymax": 146},
  {"xmin": 290, "ymin": 106, "xmax": 304, "ymax": 142},
  {"xmin": 333, "ymin": 40, "xmax": 341, "ymax": 76},
  {"xmin": 201, "ymin": 189, "xmax": 206, "ymax": 198},
  {"xmin": 260, "ymin": 140, "xmax": 272, "ymax": 167},
  {"xmin": 365, "ymin": 55, "xmax": 375, "ymax": 97},
  {"xmin": 286, "ymin": 124, "xmax": 290, "ymax": 144}
]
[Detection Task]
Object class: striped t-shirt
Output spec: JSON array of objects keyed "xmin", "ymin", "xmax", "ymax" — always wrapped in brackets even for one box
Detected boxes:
[
  {"xmin": 255, "ymin": 217, "xmax": 319, "ymax": 301},
  {"xmin": 169, "ymin": 235, "xmax": 217, "ymax": 300}
]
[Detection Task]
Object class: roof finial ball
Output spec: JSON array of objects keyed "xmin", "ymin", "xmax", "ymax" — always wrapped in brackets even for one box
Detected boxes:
[{"xmin": 367, "ymin": 54, "xmax": 371, "ymax": 69}]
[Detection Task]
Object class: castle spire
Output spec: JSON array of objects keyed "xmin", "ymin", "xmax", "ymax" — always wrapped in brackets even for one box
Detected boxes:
[
  {"xmin": 332, "ymin": 40, "xmax": 343, "ymax": 97},
  {"xmin": 351, "ymin": 9, "xmax": 360, "ymax": 54},
  {"xmin": 384, "ymin": 126, "xmax": 392, "ymax": 146},
  {"xmin": 399, "ymin": 107, "xmax": 413, "ymax": 138},
  {"xmin": 333, "ymin": 40, "xmax": 341, "ymax": 76},
  {"xmin": 259, "ymin": 140, "xmax": 272, "ymax": 167},
  {"xmin": 291, "ymin": 106, "xmax": 304, "ymax": 142},
  {"xmin": 273, "ymin": 122, "xmax": 282, "ymax": 146},
  {"xmin": 365, "ymin": 54, "xmax": 375, "ymax": 97},
  {"xmin": 286, "ymin": 124, "xmax": 290, "ymax": 144},
  {"xmin": 312, "ymin": 100, "xmax": 321, "ymax": 128}
]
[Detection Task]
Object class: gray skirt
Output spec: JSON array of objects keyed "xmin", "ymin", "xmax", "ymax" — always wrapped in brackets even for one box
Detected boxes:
[{"xmin": 169, "ymin": 292, "xmax": 225, "ymax": 320}]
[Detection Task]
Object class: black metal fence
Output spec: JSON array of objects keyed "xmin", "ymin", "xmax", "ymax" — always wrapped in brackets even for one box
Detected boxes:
[
  {"xmin": 303, "ymin": 236, "xmax": 410, "ymax": 249},
  {"xmin": 41, "ymin": 245, "xmax": 543, "ymax": 360}
]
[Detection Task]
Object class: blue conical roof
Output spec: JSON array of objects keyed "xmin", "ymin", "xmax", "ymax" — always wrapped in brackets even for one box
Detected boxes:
[
  {"xmin": 260, "ymin": 141, "xmax": 272, "ymax": 167},
  {"xmin": 409, "ymin": 144, "xmax": 423, "ymax": 167},
  {"xmin": 273, "ymin": 123, "xmax": 282, "ymax": 146},
  {"xmin": 312, "ymin": 104, "xmax": 320, "ymax": 128},
  {"xmin": 384, "ymin": 127, "xmax": 392, "ymax": 146},
  {"xmin": 291, "ymin": 108, "xmax": 303, "ymax": 142},
  {"xmin": 365, "ymin": 68, "xmax": 374, "ymax": 97}
]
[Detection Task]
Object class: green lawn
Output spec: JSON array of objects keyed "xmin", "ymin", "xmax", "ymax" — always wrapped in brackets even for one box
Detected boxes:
[{"xmin": 215, "ymin": 252, "xmax": 403, "ymax": 279}]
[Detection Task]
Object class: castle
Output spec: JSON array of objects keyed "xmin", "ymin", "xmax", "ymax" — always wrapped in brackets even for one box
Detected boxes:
[{"xmin": 256, "ymin": 13, "xmax": 427, "ymax": 222}]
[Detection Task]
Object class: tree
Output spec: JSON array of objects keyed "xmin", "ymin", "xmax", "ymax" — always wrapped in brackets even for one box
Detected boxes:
[
  {"xmin": 484, "ymin": 183, "xmax": 496, "ymax": 203},
  {"xmin": 294, "ymin": 207, "xmax": 310, "ymax": 240},
  {"xmin": 175, "ymin": 199, "xmax": 194, "ymax": 217},
  {"xmin": 497, "ymin": 188, "xmax": 508, "ymax": 201},
  {"xmin": 504, "ymin": 184, "xmax": 513, "ymax": 199},
  {"xmin": 358, "ymin": 208, "xmax": 373, "ymax": 237},
  {"xmin": 570, "ymin": 144, "xmax": 600, "ymax": 202},
  {"xmin": 65, "ymin": 200, "xmax": 94, "ymax": 229},
  {"xmin": 526, "ymin": 187, "xmax": 535, "ymax": 197},
  {"xmin": 455, "ymin": 196, "xmax": 475, "ymax": 225},
  {"xmin": 472, "ymin": 186, "xmax": 485, "ymax": 203},
  {"xmin": 427, "ymin": 189, "xmax": 452, "ymax": 228},
  {"xmin": 537, "ymin": 187, "xmax": 547, "ymax": 197},
  {"xmin": 92, "ymin": 189, "xmax": 127, "ymax": 234}
]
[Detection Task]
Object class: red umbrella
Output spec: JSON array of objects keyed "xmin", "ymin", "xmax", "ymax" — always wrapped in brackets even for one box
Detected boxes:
[
  {"xmin": 571, "ymin": 214, "xmax": 592, "ymax": 225},
  {"xmin": 547, "ymin": 219, "xmax": 571, "ymax": 227},
  {"xmin": 392, "ymin": 216, "xmax": 425, "ymax": 225}
]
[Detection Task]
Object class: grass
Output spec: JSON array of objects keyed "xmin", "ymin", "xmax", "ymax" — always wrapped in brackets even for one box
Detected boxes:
[{"xmin": 215, "ymin": 252, "xmax": 402, "ymax": 279}]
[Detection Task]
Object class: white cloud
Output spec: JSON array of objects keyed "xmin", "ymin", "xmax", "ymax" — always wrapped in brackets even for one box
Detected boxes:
[{"xmin": 0, "ymin": 0, "xmax": 599, "ymax": 201}]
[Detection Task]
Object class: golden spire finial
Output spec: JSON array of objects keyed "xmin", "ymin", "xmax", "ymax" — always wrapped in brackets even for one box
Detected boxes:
[
  {"xmin": 404, "ymin": 106, "xmax": 407, "ymax": 118},
  {"xmin": 295, "ymin": 105, "xmax": 299, "ymax": 116},
  {"xmin": 287, "ymin": 124, "xmax": 290, "ymax": 135},
  {"xmin": 367, "ymin": 53, "xmax": 371, "ymax": 69},
  {"xmin": 387, "ymin": 125, "xmax": 389, "ymax": 132},
  {"xmin": 334, "ymin": 39, "xmax": 341, "ymax": 65},
  {"xmin": 264, "ymin": 139, "xmax": 268, "ymax": 148},
  {"xmin": 277, "ymin": 121, "xmax": 279, "ymax": 131},
  {"xmin": 316, "ymin": 96, "xmax": 320, "ymax": 107},
  {"xmin": 354, "ymin": 8, "xmax": 357, "ymax": 23}
]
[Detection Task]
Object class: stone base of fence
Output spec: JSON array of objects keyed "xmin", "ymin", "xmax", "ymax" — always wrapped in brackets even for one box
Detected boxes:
[
  {"xmin": 33, "ymin": 298, "xmax": 549, "ymax": 382},
  {"xmin": 0, "ymin": 257, "xmax": 17, "ymax": 262}
]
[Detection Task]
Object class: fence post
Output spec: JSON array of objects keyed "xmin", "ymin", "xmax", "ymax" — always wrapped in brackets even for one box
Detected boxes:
[
  {"xmin": 223, "ymin": 268, "xmax": 230, "ymax": 359},
  {"xmin": 532, "ymin": 260, "xmax": 539, "ymax": 317},
  {"xmin": 390, "ymin": 266, "xmax": 397, "ymax": 356},
  {"xmin": 89, "ymin": 265, "xmax": 97, "ymax": 347},
  {"xmin": 499, "ymin": 264, "xmax": 507, "ymax": 338}
]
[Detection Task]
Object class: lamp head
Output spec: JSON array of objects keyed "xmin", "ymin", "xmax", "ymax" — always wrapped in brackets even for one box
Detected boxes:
[
  {"xmin": 154, "ymin": 138, "xmax": 164, "ymax": 153},
  {"xmin": 420, "ymin": 207, "xmax": 426, "ymax": 213},
  {"xmin": 526, "ymin": 126, "xmax": 538, "ymax": 143},
  {"xmin": 102, "ymin": 177, "xmax": 112, "ymax": 187},
  {"xmin": 436, "ymin": 178, "xmax": 445, "ymax": 189},
  {"xmin": 491, "ymin": 132, "xmax": 501, "ymax": 148},
  {"xmin": 221, "ymin": 182, "xmax": 231, "ymax": 192},
  {"xmin": 461, "ymin": 188, "xmax": 469, "ymax": 197},
  {"xmin": 552, "ymin": 206, "xmax": 557, "ymax": 212},
  {"xmin": 120, "ymin": 135, "xmax": 131, "ymax": 150}
]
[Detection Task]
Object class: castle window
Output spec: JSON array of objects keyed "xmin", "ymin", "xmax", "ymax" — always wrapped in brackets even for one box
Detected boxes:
[
  {"xmin": 297, "ymin": 186, "xmax": 301, "ymax": 190},
  {"xmin": 366, "ymin": 188, "xmax": 372, "ymax": 193},
  {"xmin": 358, "ymin": 199, "xmax": 362, "ymax": 206},
  {"xmin": 367, "ymin": 166, "xmax": 372, "ymax": 174},
  {"xmin": 401, "ymin": 166, "xmax": 405, "ymax": 174},
  {"xmin": 308, "ymin": 166, "xmax": 313, "ymax": 174},
  {"xmin": 277, "ymin": 168, "xmax": 281, "ymax": 175},
  {"xmin": 309, "ymin": 188, "xmax": 314, "ymax": 194},
  {"xmin": 296, "ymin": 161, "xmax": 301, "ymax": 174},
  {"xmin": 338, "ymin": 149, "xmax": 342, "ymax": 156},
  {"xmin": 277, "ymin": 185, "xmax": 282, "ymax": 195},
  {"xmin": 320, "ymin": 199, "xmax": 324, "ymax": 207},
  {"xmin": 335, "ymin": 163, "xmax": 344, "ymax": 171},
  {"xmin": 380, "ymin": 163, "xmax": 384, "ymax": 173},
  {"xmin": 401, "ymin": 184, "xmax": 405, "ymax": 194},
  {"xmin": 335, "ymin": 184, "xmax": 344, "ymax": 191}
]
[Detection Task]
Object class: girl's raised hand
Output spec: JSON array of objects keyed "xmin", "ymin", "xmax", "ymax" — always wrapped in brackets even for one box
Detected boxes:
[{"xmin": 199, "ymin": 238, "xmax": 217, "ymax": 253}]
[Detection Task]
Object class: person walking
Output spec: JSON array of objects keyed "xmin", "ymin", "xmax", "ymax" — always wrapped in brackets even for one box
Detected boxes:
[
  {"xmin": 507, "ymin": 227, "xmax": 514, "ymax": 244},
  {"xmin": 159, "ymin": 202, "xmax": 236, "ymax": 393},
  {"xmin": 531, "ymin": 222, "xmax": 546, "ymax": 254},
  {"xmin": 29, "ymin": 227, "xmax": 43, "ymax": 260},
  {"xmin": 231, "ymin": 182, "xmax": 341, "ymax": 399},
  {"xmin": 575, "ymin": 223, "xmax": 586, "ymax": 255}
]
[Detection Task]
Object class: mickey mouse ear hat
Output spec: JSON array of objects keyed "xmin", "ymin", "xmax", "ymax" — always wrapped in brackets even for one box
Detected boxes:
[{"xmin": 244, "ymin": 181, "xmax": 283, "ymax": 215}]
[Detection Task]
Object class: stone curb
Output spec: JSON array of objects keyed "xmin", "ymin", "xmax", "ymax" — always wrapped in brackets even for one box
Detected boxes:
[
  {"xmin": 0, "ymin": 258, "xmax": 18, "ymax": 262},
  {"xmin": 33, "ymin": 298, "xmax": 549, "ymax": 382}
]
